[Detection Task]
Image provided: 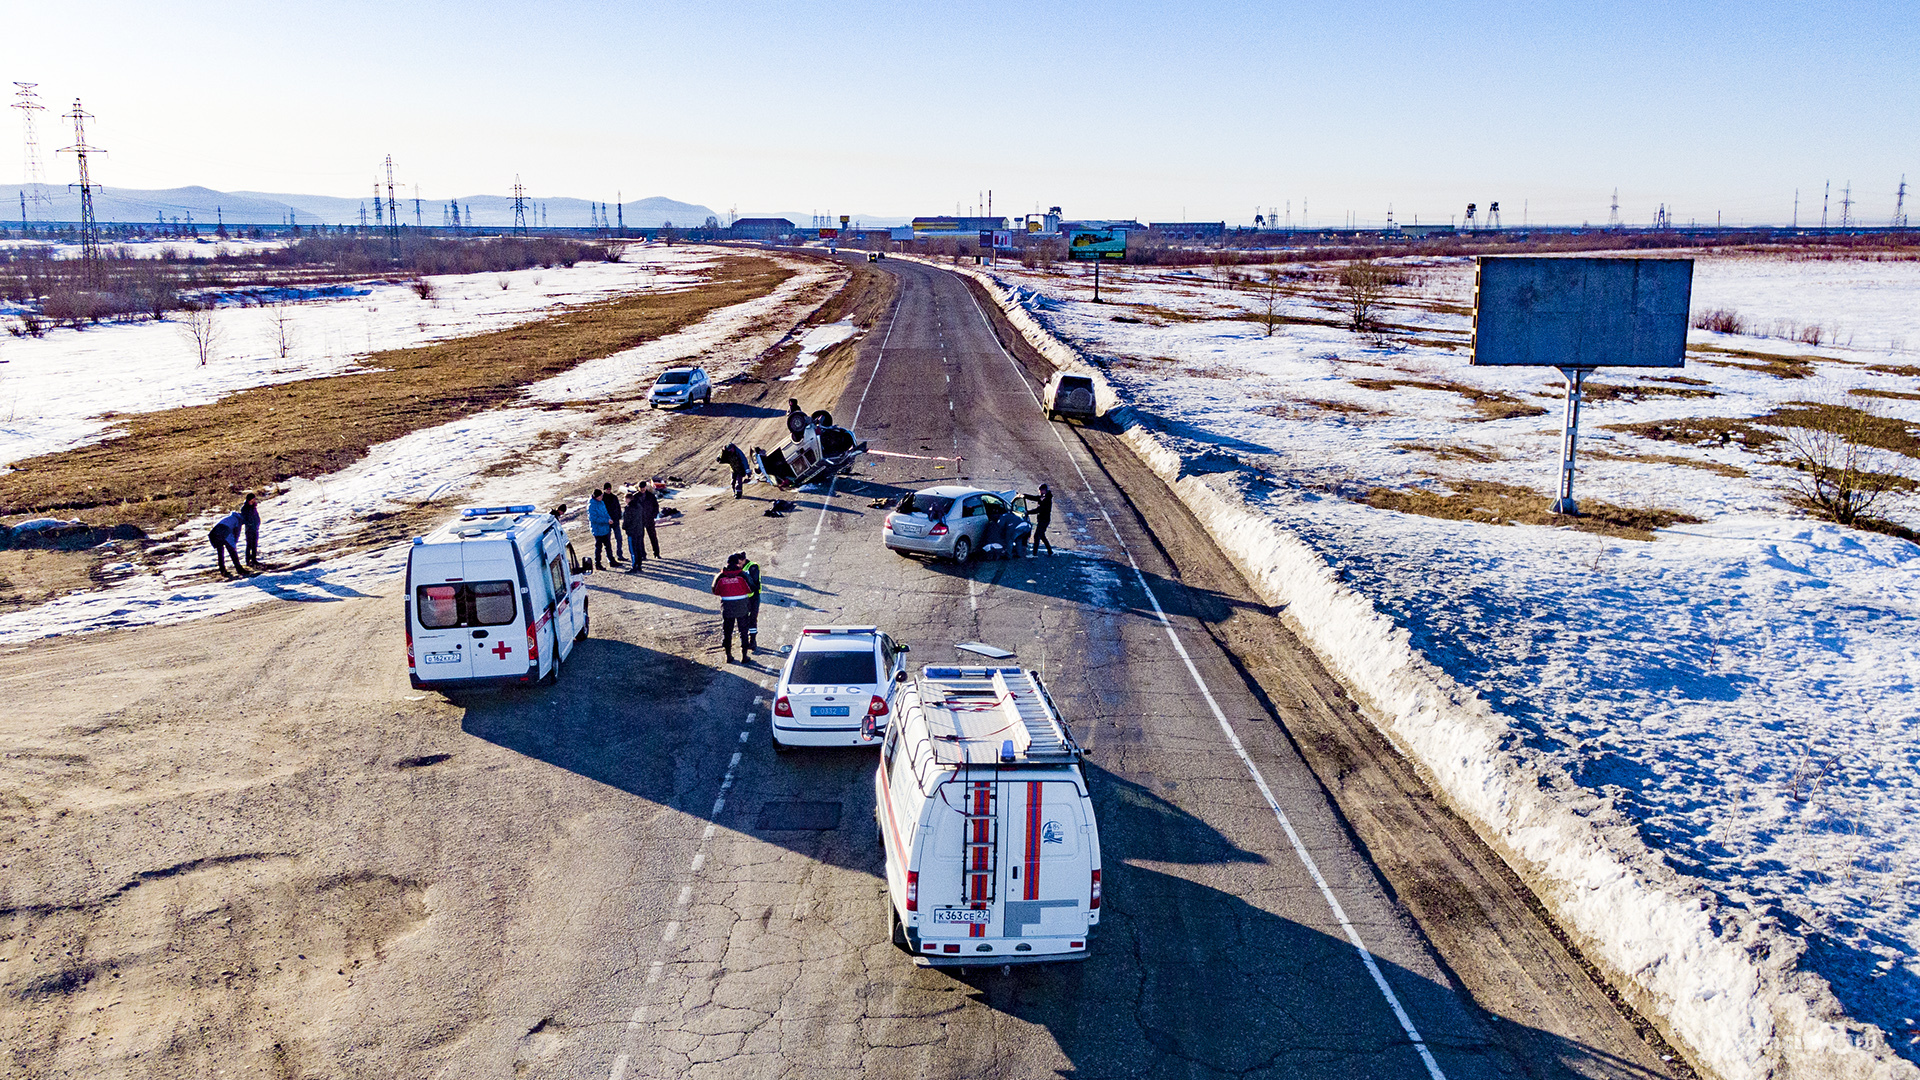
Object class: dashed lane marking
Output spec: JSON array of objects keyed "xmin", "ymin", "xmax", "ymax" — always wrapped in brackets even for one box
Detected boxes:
[{"xmin": 963, "ymin": 277, "xmax": 1449, "ymax": 1080}]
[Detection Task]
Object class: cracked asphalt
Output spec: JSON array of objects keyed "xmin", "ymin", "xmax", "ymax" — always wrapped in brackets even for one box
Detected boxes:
[{"xmin": 0, "ymin": 255, "xmax": 1676, "ymax": 1080}]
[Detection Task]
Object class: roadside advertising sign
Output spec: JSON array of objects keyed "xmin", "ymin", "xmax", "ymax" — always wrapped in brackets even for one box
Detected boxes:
[
  {"xmin": 993, "ymin": 230, "xmax": 1015, "ymax": 250},
  {"xmin": 1068, "ymin": 229, "xmax": 1127, "ymax": 261},
  {"xmin": 1472, "ymin": 257, "xmax": 1693, "ymax": 368},
  {"xmin": 818, "ymin": 228, "xmax": 839, "ymax": 239}
]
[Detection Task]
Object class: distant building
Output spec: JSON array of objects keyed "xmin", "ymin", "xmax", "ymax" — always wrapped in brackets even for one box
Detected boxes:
[
  {"xmin": 1392, "ymin": 224, "xmax": 1455, "ymax": 238},
  {"xmin": 1148, "ymin": 222, "xmax": 1226, "ymax": 240},
  {"xmin": 728, "ymin": 217, "xmax": 795, "ymax": 240},
  {"xmin": 911, "ymin": 215, "xmax": 1008, "ymax": 238},
  {"xmin": 1061, "ymin": 220, "xmax": 1146, "ymax": 234}
]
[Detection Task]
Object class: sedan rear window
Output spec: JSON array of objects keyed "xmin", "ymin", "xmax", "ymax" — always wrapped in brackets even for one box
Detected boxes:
[
  {"xmin": 657, "ymin": 371, "xmax": 692, "ymax": 384},
  {"xmin": 415, "ymin": 581, "xmax": 517, "ymax": 629},
  {"xmin": 790, "ymin": 650, "xmax": 878, "ymax": 685},
  {"xmin": 897, "ymin": 493, "xmax": 953, "ymax": 519}
]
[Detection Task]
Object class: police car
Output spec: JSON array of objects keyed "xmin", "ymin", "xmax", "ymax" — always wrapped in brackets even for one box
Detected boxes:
[{"xmin": 771, "ymin": 626, "xmax": 909, "ymax": 750}]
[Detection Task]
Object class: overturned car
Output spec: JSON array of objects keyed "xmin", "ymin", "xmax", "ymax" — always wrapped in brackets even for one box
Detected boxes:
[{"xmin": 753, "ymin": 410, "xmax": 869, "ymax": 490}]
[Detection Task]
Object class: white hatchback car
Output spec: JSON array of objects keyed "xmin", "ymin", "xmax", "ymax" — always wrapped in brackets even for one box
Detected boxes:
[{"xmin": 772, "ymin": 626, "xmax": 909, "ymax": 750}]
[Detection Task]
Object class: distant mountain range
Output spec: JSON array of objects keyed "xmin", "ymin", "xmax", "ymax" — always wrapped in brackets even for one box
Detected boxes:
[{"xmin": 5, "ymin": 183, "xmax": 718, "ymax": 229}]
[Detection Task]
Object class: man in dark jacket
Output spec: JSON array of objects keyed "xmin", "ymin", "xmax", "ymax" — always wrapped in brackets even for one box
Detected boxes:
[
  {"xmin": 622, "ymin": 489, "xmax": 648, "ymax": 573},
  {"xmin": 239, "ymin": 493, "xmax": 262, "ymax": 567},
  {"xmin": 1026, "ymin": 483, "xmax": 1054, "ymax": 555},
  {"xmin": 634, "ymin": 481, "xmax": 661, "ymax": 559},
  {"xmin": 600, "ymin": 483, "xmax": 626, "ymax": 563},
  {"xmin": 738, "ymin": 551, "xmax": 762, "ymax": 653},
  {"xmin": 711, "ymin": 554, "xmax": 753, "ymax": 663},
  {"xmin": 718, "ymin": 443, "xmax": 749, "ymax": 498}
]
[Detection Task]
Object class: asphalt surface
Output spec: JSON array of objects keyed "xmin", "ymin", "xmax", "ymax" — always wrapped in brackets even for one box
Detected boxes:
[{"xmin": 0, "ymin": 254, "xmax": 1678, "ymax": 1080}]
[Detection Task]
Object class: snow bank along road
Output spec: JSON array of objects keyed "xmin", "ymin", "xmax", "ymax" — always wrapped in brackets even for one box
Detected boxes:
[{"xmin": 1, "ymin": 257, "xmax": 1678, "ymax": 1078}]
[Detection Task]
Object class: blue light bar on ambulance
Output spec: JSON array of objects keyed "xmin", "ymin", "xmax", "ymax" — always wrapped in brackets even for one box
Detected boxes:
[{"xmin": 460, "ymin": 505, "xmax": 537, "ymax": 518}]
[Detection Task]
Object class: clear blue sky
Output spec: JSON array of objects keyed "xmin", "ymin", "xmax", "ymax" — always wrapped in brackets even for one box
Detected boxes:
[{"xmin": 5, "ymin": 0, "xmax": 1914, "ymax": 226}]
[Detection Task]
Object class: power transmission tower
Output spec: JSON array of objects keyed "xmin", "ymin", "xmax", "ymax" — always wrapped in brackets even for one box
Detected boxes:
[
  {"xmin": 413, "ymin": 184, "xmax": 422, "ymax": 228},
  {"xmin": 1895, "ymin": 176, "xmax": 1909, "ymax": 228},
  {"xmin": 1839, "ymin": 182, "xmax": 1854, "ymax": 228},
  {"xmin": 57, "ymin": 98, "xmax": 104, "ymax": 286},
  {"xmin": 13, "ymin": 83, "xmax": 52, "ymax": 235},
  {"xmin": 383, "ymin": 155, "xmax": 400, "ymax": 260},
  {"xmin": 511, "ymin": 177, "xmax": 529, "ymax": 236},
  {"xmin": 616, "ymin": 191, "xmax": 624, "ymax": 235},
  {"xmin": 373, "ymin": 182, "xmax": 383, "ymax": 227},
  {"xmin": 1608, "ymin": 189, "xmax": 1620, "ymax": 228},
  {"xmin": 1821, "ymin": 181, "xmax": 1830, "ymax": 229}
]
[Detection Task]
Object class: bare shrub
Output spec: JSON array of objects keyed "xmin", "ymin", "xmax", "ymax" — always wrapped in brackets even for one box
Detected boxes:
[
  {"xmin": 1339, "ymin": 259, "xmax": 1391, "ymax": 330},
  {"xmin": 1772, "ymin": 402, "xmax": 1912, "ymax": 525},
  {"xmin": 410, "ymin": 277, "xmax": 434, "ymax": 300},
  {"xmin": 178, "ymin": 305, "xmax": 223, "ymax": 367},
  {"xmin": 266, "ymin": 301, "xmax": 296, "ymax": 360},
  {"xmin": 498, "ymin": 276, "xmax": 511, "ymax": 291},
  {"xmin": 1692, "ymin": 307, "xmax": 1745, "ymax": 334},
  {"xmin": 1798, "ymin": 324, "xmax": 1825, "ymax": 346},
  {"xmin": 1261, "ymin": 270, "xmax": 1284, "ymax": 337}
]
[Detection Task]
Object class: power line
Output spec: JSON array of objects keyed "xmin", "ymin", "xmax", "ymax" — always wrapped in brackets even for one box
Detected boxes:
[{"xmin": 57, "ymin": 98, "xmax": 104, "ymax": 286}]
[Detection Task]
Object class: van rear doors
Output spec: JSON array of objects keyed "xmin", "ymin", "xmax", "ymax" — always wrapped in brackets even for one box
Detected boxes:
[
  {"xmin": 915, "ymin": 775, "xmax": 1093, "ymax": 956},
  {"xmin": 411, "ymin": 541, "xmax": 525, "ymax": 684}
]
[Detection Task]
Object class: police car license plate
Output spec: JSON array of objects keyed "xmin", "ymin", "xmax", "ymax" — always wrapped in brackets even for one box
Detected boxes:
[
  {"xmin": 932, "ymin": 908, "xmax": 990, "ymax": 924},
  {"xmin": 810, "ymin": 705, "xmax": 850, "ymax": 716},
  {"xmin": 423, "ymin": 651, "xmax": 462, "ymax": 665}
]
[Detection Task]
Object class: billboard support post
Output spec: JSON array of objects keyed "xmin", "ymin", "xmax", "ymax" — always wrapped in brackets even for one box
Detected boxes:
[
  {"xmin": 1552, "ymin": 367, "xmax": 1592, "ymax": 515},
  {"xmin": 1094, "ymin": 258, "xmax": 1101, "ymax": 303}
]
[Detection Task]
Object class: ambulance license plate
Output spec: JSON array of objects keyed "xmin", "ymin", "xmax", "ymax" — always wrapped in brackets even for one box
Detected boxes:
[
  {"xmin": 423, "ymin": 651, "xmax": 462, "ymax": 665},
  {"xmin": 810, "ymin": 705, "xmax": 850, "ymax": 716},
  {"xmin": 932, "ymin": 908, "xmax": 990, "ymax": 924}
]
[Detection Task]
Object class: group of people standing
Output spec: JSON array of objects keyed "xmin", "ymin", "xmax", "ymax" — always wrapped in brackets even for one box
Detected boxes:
[{"xmin": 587, "ymin": 481, "xmax": 663, "ymax": 572}]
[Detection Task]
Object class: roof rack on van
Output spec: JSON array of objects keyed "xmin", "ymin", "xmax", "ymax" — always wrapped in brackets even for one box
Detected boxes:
[
  {"xmin": 915, "ymin": 666, "xmax": 1081, "ymax": 766},
  {"xmin": 461, "ymin": 505, "xmax": 537, "ymax": 518}
]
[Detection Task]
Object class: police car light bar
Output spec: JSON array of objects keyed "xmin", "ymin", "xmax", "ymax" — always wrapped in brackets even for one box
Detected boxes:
[{"xmin": 461, "ymin": 505, "xmax": 537, "ymax": 518}]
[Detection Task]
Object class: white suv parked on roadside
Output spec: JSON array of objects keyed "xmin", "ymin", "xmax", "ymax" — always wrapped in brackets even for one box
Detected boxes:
[{"xmin": 772, "ymin": 626, "xmax": 909, "ymax": 750}]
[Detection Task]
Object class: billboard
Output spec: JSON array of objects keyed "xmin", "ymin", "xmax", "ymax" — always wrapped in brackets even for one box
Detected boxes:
[
  {"xmin": 1472, "ymin": 257, "xmax": 1693, "ymax": 368},
  {"xmin": 1067, "ymin": 229, "xmax": 1127, "ymax": 261},
  {"xmin": 818, "ymin": 228, "xmax": 838, "ymax": 239},
  {"xmin": 992, "ymin": 230, "xmax": 1015, "ymax": 250}
]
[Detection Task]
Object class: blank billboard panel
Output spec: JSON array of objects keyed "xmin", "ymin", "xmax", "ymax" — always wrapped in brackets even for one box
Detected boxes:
[{"xmin": 1471, "ymin": 257, "xmax": 1693, "ymax": 368}]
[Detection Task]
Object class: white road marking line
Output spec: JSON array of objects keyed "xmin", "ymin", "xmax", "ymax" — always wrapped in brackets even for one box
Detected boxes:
[
  {"xmin": 677, "ymin": 885, "xmax": 693, "ymax": 907},
  {"xmin": 739, "ymin": 730, "xmax": 750, "ymax": 743},
  {"xmin": 701, "ymin": 824, "xmax": 716, "ymax": 841},
  {"xmin": 963, "ymin": 277, "xmax": 1449, "ymax": 1080},
  {"xmin": 711, "ymin": 796, "xmax": 725, "ymax": 815},
  {"xmin": 690, "ymin": 851, "xmax": 706, "ymax": 872},
  {"xmin": 610, "ymin": 1052, "xmax": 630, "ymax": 1080},
  {"xmin": 968, "ymin": 575, "xmax": 979, "ymax": 612},
  {"xmin": 629, "ymin": 1006, "xmax": 647, "ymax": 1026},
  {"xmin": 662, "ymin": 921, "xmax": 680, "ymax": 943},
  {"xmin": 729, "ymin": 751, "xmax": 742, "ymax": 768},
  {"xmin": 646, "ymin": 961, "xmax": 663, "ymax": 983}
]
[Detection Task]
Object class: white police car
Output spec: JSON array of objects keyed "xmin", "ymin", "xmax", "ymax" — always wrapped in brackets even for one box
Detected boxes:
[{"xmin": 772, "ymin": 626, "xmax": 909, "ymax": 750}]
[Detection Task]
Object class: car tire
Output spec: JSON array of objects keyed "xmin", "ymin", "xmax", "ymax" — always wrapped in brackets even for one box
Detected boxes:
[
  {"xmin": 772, "ymin": 736, "xmax": 791, "ymax": 753},
  {"xmin": 811, "ymin": 409, "xmax": 834, "ymax": 428},
  {"xmin": 576, "ymin": 600, "xmax": 590, "ymax": 642},
  {"xmin": 950, "ymin": 537, "xmax": 971, "ymax": 564},
  {"xmin": 889, "ymin": 901, "xmax": 910, "ymax": 952}
]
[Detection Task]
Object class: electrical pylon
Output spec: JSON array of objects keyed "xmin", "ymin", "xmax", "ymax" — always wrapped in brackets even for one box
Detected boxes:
[
  {"xmin": 511, "ymin": 177, "xmax": 528, "ymax": 236},
  {"xmin": 383, "ymin": 155, "xmax": 400, "ymax": 260},
  {"xmin": 1895, "ymin": 177, "xmax": 1909, "ymax": 229},
  {"xmin": 57, "ymin": 98, "xmax": 104, "ymax": 285},
  {"xmin": 12, "ymin": 83, "xmax": 52, "ymax": 233}
]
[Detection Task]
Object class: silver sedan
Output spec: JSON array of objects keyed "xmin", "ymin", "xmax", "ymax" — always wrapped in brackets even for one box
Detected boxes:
[{"xmin": 882, "ymin": 486, "xmax": 1030, "ymax": 563}]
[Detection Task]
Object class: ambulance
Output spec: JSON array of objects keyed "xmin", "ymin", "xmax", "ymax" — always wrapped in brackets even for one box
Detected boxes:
[
  {"xmin": 405, "ymin": 505, "xmax": 590, "ymax": 691},
  {"xmin": 876, "ymin": 666, "xmax": 1102, "ymax": 967}
]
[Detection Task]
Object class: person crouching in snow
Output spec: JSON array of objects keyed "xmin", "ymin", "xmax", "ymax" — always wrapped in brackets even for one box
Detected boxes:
[
  {"xmin": 209, "ymin": 510, "xmax": 245, "ymax": 577},
  {"xmin": 711, "ymin": 554, "xmax": 754, "ymax": 663}
]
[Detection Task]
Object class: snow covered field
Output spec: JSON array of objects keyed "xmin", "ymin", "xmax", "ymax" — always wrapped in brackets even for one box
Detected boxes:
[
  {"xmin": 0, "ymin": 245, "xmax": 718, "ymax": 466},
  {"xmin": 0, "ymin": 248, "xmax": 839, "ymax": 643},
  {"xmin": 973, "ymin": 250, "xmax": 1920, "ymax": 1073}
]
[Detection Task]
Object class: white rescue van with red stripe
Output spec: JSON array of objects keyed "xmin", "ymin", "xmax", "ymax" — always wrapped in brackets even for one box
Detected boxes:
[
  {"xmin": 876, "ymin": 665, "xmax": 1101, "ymax": 966},
  {"xmin": 405, "ymin": 505, "xmax": 590, "ymax": 692}
]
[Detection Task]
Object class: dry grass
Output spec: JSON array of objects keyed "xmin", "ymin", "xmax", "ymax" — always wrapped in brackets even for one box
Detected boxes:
[
  {"xmin": 1586, "ymin": 450, "xmax": 1749, "ymax": 477},
  {"xmin": 1606, "ymin": 416, "xmax": 1781, "ymax": 452},
  {"xmin": 1765, "ymin": 401, "xmax": 1920, "ymax": 457},
  {"xmin": 1863, "ymin": 363, "xmax": 1920, "ymax": 378},
  {"xmin": 1393, "ymin": 441, "xmax": 1505, "ymax": 463},
  {"xmin": 1260, "ymin": 399, "xmax": 1386, "ymax": 418},
  {"xmin": 1850, "ymin": 387, "xmax": 1920, "ymax": 402},
  {"xmin": 1687, "ymin": 343, "xmax": 1819, "ymax": 379},
  {"xmin": 0, "ymin": 256, "xmax": 795, "ymax": 530},
  {"xmin": 1347, "ymin": 377, "xmax": 1547, "ymax": 421},
  {"xmin": 1575, "ymin": 379, "xmax": 1721, "ymax": 402},
  {"xmin": 1362, "ymin": 479, "xmax": 1703, "ymax": 542}
]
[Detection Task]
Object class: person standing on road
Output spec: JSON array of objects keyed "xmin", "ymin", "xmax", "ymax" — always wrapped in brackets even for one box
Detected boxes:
[
  {"xmin": 1026, "ymin": 482, "xmax": 1054, "ymax": 556},
  {"xmin": 711, "ymin": 554, "xmax": 754, "ymax": 663},
  {"xmin": 600, "ymin": 483, "xmax": 626, "ymax": 563},
  {"xmin": 209, "ymin": 509, "xmax": 244, "ymax": 577},
  {"xmin": 634, "ymin": 480, "xmax": 662, "ymax": 559},
  {"xmin": 588, "ymin": 491, "xmax": 617, "ymax": 569},
  {"xmin": 239, "ymin": 493, "xmax": 263, "ymax": 568},
  {"xmin": 622, "ymin": 488, "xmax": 648, "ymax": 573},
  {"xmin": 739, "ymin": 551, "xmax": 762, "ymax": 654},
  {"xmin": 719, "ymin": 443, "xmax": 749, "ymax": 498}
]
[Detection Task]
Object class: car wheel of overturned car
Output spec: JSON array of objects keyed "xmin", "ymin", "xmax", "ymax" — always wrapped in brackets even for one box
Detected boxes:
[
  {"xmin": 950, "ymin": 537, "xmax": 971, "ymax": 564},
  {"xmin": 810, "ymin": 409, "xmax": 834, "ymax": 428}
]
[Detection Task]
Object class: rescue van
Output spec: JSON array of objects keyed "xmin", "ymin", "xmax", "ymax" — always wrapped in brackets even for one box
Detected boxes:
[
  {"xmin": 405, "ymin": 505, "xmax": 590, "ymax": 691},
  {"xmin": 876, "ymin": 666, "xmax": 1101, "ymax": 967}
]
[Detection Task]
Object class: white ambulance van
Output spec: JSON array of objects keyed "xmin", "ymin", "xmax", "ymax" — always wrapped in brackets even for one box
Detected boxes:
[
  {"xmin": 406, "ymin": 505, "xmax": 590, "ymax": 692},
  {"xmin": 876, "ymin": 665, "xmax": 1101, "ymax": 967}
]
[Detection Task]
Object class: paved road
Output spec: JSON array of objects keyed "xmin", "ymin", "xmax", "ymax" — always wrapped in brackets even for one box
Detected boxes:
[{"xmin": 1, "ymin": 255, "xmax": 1673, "ymax": 1080}]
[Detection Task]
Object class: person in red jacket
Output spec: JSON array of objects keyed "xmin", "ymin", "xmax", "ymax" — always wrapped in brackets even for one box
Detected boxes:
[{"xmin": 711, "ymin": 553, "xmax": 754, "ymax": 663}]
